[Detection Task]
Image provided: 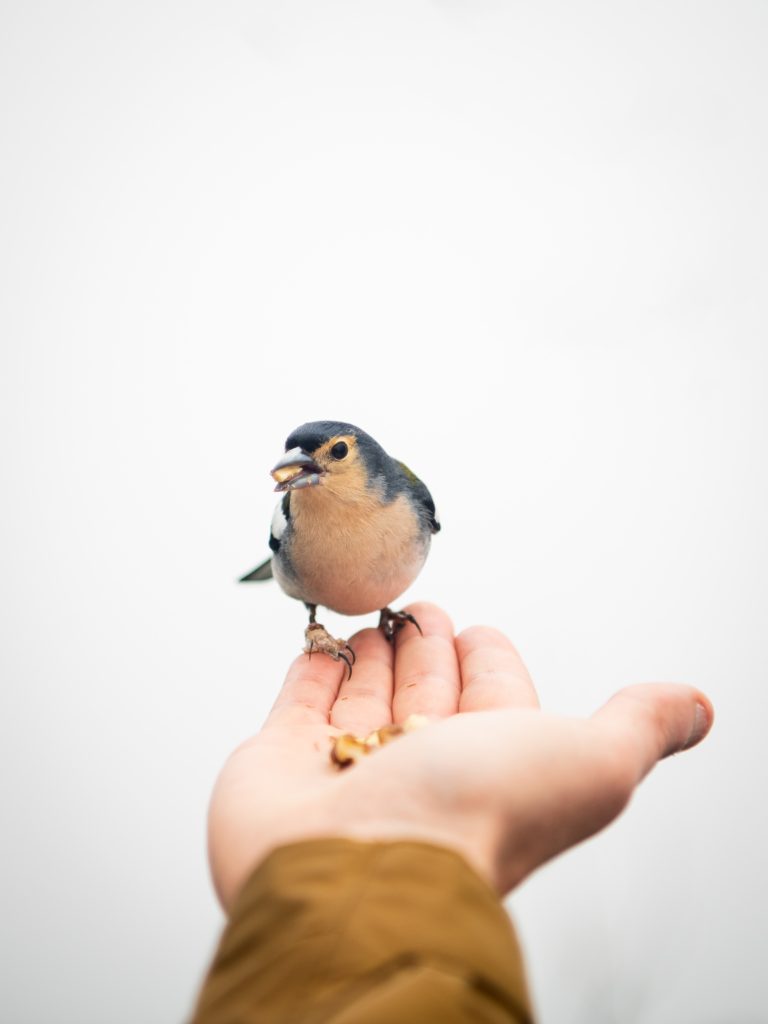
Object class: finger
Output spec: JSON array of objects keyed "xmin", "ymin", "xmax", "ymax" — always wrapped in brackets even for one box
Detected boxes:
[
  {"xmin": 331, "ymin": 628, "xmax": 394, "ymax": 735},
  {"xmin": 456, "ymin": 626, "xmax": 539, "ymax": 712},
  {"xmin": 591, "ymin": 683, "xmax": 714, "ymax": 780},
  {"xmin": 392, "ymin": 602, "xmax": 461, "ymax": 722},
  {"xmin": 263, "ymin": 651, "xmax": 346, "ymax": 730}
]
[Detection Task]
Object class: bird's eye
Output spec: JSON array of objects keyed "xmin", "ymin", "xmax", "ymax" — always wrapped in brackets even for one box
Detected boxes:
[{"xmin": 330, "ymin": 441, "xmax": 348, "ymax": 460}]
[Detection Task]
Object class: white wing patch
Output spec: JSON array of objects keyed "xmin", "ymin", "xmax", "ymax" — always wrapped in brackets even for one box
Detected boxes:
[{"xmin": 271, "ymin": 499, "xmax": 289, "ymax": 542}]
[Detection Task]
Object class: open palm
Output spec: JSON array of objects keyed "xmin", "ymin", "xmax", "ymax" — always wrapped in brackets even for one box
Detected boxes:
[{"xmin": 209, "ymin": 603, "xmax": 712, "ymax": 911}]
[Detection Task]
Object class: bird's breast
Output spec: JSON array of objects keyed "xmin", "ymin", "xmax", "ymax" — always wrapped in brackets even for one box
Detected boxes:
[{"xmin": 274, "ymin": 491, "xmax": 429, "ymax": 615}]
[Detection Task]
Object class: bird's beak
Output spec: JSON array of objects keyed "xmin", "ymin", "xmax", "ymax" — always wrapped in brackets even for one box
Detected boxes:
[{"xmin": 271, "ymin": 447, "xmax": 324, "ymax": 492}]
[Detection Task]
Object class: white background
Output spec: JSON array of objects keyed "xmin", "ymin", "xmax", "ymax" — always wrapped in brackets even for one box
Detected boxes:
[{"xmin": 2, "ymin": 3, "xmax": 766, "ymax": 1022}]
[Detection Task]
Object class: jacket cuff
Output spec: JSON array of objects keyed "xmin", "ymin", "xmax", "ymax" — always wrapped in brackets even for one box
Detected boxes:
[{"xmin": 192, "ymin": 839, "xmax": 534, "ymax": 1024}]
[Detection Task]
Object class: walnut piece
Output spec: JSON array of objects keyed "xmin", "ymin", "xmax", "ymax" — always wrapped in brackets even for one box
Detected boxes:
[{"xmin": 330, "ymin": 714, "xmax": 428, "ymax": 769}]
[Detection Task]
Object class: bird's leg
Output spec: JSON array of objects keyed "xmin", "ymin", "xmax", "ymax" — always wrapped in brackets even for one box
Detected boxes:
[
  {"xmin": 378, "ymin": 606, "xmax": 423, "ymax": 643},
  {"xmin": 303, "ymin": 604, "xmax": 356, "ymax": 679}
]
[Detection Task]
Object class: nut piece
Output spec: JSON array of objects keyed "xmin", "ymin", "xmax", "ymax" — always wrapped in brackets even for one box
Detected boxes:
[
  {"xmin": 372, "ymin": 723, "xmax": 405, "ymax": 745},
  {"xmin": 402, "ymin": 714, "xmax": 429, "ymax": 733},
  {"xmin": 330, "ymin": 715, "xmax": 430, "ymax": 769},
  {"xmin": 330, "ymin": 733, "xmax": 371, "ymax": 769},
  {"xmin": 272, "ymin": 464, "xmax": 303, "ymax": 484}
]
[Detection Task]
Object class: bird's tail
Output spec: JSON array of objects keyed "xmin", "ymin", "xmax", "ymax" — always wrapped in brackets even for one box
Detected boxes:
[{"xmin": 239, "ymin": 558, "xmax": 273, "ymax": 582}]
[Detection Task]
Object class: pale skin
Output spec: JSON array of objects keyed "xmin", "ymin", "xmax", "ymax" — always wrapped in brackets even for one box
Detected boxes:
[{"xmin": 209, "ymin": 602, "xmax": 714, "ymax": 913}]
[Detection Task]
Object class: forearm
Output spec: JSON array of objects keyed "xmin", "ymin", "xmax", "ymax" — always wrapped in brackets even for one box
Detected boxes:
[{"xmin": 191, "ymin": 838, "xmax": 534, "ymax": 1024}]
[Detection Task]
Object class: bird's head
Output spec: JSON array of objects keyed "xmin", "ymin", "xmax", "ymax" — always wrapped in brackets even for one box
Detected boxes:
[{"xmin": 271, "ymin": 421, "xmax": 386, "ymax": 500}]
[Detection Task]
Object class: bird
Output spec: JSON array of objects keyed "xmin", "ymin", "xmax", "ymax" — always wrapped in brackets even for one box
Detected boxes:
[{"xmin": 240, "ymin": 421, "xmax": 440, "ymax": 676}]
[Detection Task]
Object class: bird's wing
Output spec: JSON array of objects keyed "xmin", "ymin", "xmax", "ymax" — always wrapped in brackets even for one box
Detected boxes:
[
  {"xmin": 239, "ymin": 494, "xmax": 291, "ymax": 583},
  {"xmin": 396, "ymin": 461, "xmax": 441, "ymax": 534}
]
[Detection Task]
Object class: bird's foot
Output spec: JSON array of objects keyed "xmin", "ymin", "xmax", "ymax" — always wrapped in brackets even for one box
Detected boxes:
[
  {"xmin": 304, "ymin": 623, "xmax": 356, "ymax": 679},
  {"xmin": 378, "ymin": 607, "xmax": 423, "ymax": 643}
]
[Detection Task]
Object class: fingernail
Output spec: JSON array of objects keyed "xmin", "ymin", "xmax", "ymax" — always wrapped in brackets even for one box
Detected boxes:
[{"xmin": 683, "ymin": 702, "xmax": 711, "ymax": 750}]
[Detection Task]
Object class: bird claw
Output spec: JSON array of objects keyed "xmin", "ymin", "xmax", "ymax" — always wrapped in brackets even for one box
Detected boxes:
[
  {"xmin": 378, "ymin": 607, "xmax": 423, "ymax": 642},
  {"xmin": 304, "ymin": 623, "xmax": 356, "ymax": 679}
]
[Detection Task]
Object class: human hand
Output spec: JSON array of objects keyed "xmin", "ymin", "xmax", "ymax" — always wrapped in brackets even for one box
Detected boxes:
[{"xmin": 209, "ymin": 603, "xmax": 713, "ymax": 912}]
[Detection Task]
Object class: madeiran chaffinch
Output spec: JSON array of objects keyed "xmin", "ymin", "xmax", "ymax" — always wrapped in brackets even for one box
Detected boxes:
[{"xmin": 240, "ymin": 421, "xmax": 440, "ymax": 675}]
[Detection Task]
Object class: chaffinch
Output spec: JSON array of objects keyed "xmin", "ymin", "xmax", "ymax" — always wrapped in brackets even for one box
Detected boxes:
[{"xmin": 240, "ymin": 421, "xmax": 440, "ymax": 675}]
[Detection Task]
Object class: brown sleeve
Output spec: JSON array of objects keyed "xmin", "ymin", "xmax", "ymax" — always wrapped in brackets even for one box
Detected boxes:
[{"xmin": 191, "ymin": 839, "xmax": 535, "ymax": 1024}]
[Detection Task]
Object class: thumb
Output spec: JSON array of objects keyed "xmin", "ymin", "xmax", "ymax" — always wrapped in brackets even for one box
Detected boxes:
[{"xmin": 591, "ymin": 683, "xmax": 714, "ymax": 781}]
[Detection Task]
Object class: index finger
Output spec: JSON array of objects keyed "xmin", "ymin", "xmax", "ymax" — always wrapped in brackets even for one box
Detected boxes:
[{"xmin": 263, "ymin": 652, "xmax": 346, "ymax": 730}]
